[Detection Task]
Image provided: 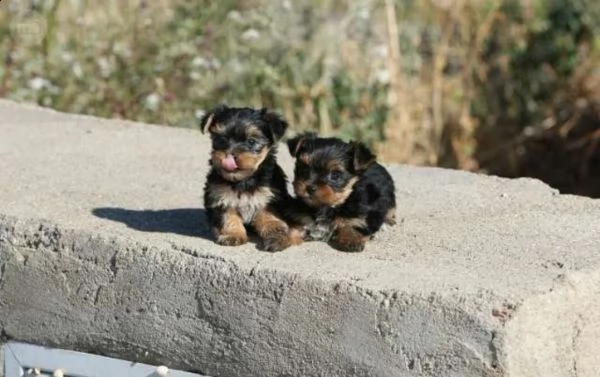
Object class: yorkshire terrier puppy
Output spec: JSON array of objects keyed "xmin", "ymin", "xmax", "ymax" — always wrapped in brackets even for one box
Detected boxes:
[
  {"xmin": 286, "ymin": 133, "xmax": 396, "ymax": 252},
  {"xmin": 201, "ymin": 104, "xmax": 297, "ymax": 252}
]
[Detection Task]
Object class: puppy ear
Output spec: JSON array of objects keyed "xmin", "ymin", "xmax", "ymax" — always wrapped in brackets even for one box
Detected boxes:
[
  {"xmin": 200, "ymin": 104, "xmax": 228, "ymax": 134},
  {"xmin": 287, "ymin": 135, "xmax": 304, "ymax": 158},
  {"xmin": 260, "ymin": 108, "xmax": 289, "ymax": 143},
  {"xmin": 287, "ymin": 132, "xmax": 316, "ymax": 157},
  {"xmin": 351, "ymin": 141, "xmax": 375, "ymax": 172}
]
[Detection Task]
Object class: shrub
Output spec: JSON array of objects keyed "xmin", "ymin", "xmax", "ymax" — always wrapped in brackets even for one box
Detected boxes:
[{"xmin": 1, "ymin": 0, "xmax": 598, "ymax": 195}]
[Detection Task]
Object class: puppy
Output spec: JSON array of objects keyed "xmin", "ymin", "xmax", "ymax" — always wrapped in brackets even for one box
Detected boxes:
[
  {"xmin": 286, "ymin": 133, "xmax": 396, "ymax": 252},
  {"xmin": 201, "ymin": 104, "xmax": 297, "ymax": 252}
]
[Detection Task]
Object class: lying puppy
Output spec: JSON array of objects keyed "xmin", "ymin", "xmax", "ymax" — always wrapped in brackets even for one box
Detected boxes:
[
  {"xmin": 201, "ymin": 104, "xmax": 297, "ymax": 251},
  {"xmin": 286, "ymin": 133, "xmax": 396, "ymax": 252}
]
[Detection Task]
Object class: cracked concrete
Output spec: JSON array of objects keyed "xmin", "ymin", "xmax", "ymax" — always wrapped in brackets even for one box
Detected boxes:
[{"xmin": 0, "ymin": 100, "xmax": 599, "ymax": 376}]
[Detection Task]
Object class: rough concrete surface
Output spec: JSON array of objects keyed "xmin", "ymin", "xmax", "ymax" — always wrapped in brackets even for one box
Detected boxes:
[{"xmin": 0, "ymin": 100, "xmax": 599, "ymax": 377}]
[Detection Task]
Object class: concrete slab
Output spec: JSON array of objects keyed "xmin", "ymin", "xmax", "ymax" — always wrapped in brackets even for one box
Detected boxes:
[{"xmin": 0, "ymin": 100, "xmax": 598, "ymax": 377}]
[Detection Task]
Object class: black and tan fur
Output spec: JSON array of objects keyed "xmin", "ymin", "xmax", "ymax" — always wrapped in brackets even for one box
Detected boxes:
[
  {"xmin": 201, "ymin": 104, "xmax": 300, "ymax": 251},
  {"xmin": 286, "ymin": 133, "xmax": 396, "ymax": 252}
]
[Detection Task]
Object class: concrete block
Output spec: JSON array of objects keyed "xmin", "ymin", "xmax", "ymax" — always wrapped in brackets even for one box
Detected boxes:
[{"xmin": 0, "ymin": 100, "xmax": 599, "ymax": 377}]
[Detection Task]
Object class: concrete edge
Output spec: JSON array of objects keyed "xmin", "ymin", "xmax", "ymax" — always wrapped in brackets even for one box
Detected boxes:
[
  {"xmin": 0, "ymin": 214, "xmax": 504, "ymax": 377},
  {"xmin": 504, "ymin": 269, "xmax": 600, "ymax": 376}
]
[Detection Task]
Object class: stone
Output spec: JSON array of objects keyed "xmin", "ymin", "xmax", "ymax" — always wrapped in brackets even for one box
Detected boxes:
[{"xmin": 0, "ymin": 100, "xmax": 599, "ymax": 377}]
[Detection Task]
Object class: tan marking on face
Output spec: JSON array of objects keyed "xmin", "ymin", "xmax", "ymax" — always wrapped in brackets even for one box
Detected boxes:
[
  {"xmin": 313, "ymin": 185, "xmax": 337, "ymax": 206},
  {"xmin": 215, "ymin": 208, "xmax": 248, "ymax": 245},
  {"xmin": 211, "ymin": 150, "xmax": 227, "ymax": 167},
  {"xmin": 332, "ymin": 176, "xmax": 359, "ymax": 206},
  {"xmin": 310, "ymin": 177, "xmax": 358, "ymax": 207},
  {"xmin": 293, "ymin": 180, "xmax": 308, "ymax": 198},
  {"xmin": 299, "ymin": 153, "xmax": 311, "ymax": 164},
  {"xmin": 245, "ymin": 125, "xmax": 263, "ymax": 138},
  {"xmin": 326, "ymin": 160, "xmax": 344, "ymax": 172},
  {"xmin": 236, "ymin": 147, "xmax": 269, "ymax": 171},
  {"xmin": 211, "ymin": 147, "xmax": 270, "ymax": 182}
]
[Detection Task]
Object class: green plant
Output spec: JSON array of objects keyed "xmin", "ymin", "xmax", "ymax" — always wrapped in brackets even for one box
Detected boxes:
[{"xmin": 1, "ymin": 0, "xmax": 598, "ymax": 196}]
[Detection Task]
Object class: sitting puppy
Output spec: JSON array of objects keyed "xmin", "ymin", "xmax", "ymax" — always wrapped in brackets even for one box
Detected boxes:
[
  {"xmin": 286, "ymin": 133, "xmax": 396, "ymax": 252},
  {"xmin": 201, "ymin": 104, "xmax": 296, "ymax": 252}
]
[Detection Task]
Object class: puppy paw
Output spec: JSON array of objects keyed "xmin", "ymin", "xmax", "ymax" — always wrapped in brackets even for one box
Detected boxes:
[
  {"xmin": 329, "ymin": 237, "xmax": 366, "ymax": 252},
  {"xmin": 329, "ymin": 227, "xmax": 367, "ymax": 252},
  {"xmin": 289, "ymin": 227, "xmax": 305, "ymax": 246},
  {"xmin": 261, "ymin": 236, "xmax": 291, "ymax": 252},
  {"xmin": 384, "ymin": 208, "xmax": 397, "ymax": 226},
  {"xmin": 260, "ymin": 229, "xmax": 292, "ymax": 252},
  {"xmin": 216, "ymin": 234, "xmax": 248, "ymax": 246}
]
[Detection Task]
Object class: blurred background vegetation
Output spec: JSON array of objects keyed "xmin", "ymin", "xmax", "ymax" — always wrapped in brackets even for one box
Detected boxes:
[{"xmin": 1, "ymin": 0, "xmax": 599, "ymax": 196}]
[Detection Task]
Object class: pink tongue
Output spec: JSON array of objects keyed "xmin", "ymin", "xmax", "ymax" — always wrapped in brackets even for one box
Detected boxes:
[{"xmin": 221, "ymin": 154, "xmax": 238, "ymax": 171}]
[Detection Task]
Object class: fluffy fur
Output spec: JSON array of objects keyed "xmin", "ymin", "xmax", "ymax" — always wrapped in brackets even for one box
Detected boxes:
[
  {"xmin": 286, "ymin": 132, "xmax": 396, "ymax": 252},
  {"xmin": 201, "ymin": 104, "xmax": 299, "ymax": 251}
]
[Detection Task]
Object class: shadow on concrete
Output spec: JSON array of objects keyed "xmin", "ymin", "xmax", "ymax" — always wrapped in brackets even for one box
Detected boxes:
[{"xmin": 92, "ymin": 207, "xmax": 212, "ymax": 239}]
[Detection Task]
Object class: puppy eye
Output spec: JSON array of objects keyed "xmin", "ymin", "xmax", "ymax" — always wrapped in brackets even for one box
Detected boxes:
[
  {"xmin": 247, "ymin": 138, "xmax": 258, "ymax": 147},
  {"xmin": 330, "ymin": 170, "xmax": 343, "ymax": 181}
]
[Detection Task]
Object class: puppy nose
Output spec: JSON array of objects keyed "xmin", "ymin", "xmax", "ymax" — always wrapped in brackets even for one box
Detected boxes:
[{"xmin": 306, "ymin": 185, "xmax": 317, "ymax": 195}]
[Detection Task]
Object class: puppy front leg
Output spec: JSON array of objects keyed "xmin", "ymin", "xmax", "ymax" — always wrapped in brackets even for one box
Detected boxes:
[
  {"xmin": 329, "ymin": 218, "xmax": 368, "ymax": 252},
  {"xmin": 215, "ymin": 208, "xmax": 248, "ymax": 246},
  {"xmin": 253, "ymin": 208, "xmax": 295, "ymax": 252}
]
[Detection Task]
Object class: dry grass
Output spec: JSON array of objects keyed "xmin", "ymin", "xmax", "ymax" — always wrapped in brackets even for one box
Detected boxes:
[{"xmin": 1, "ymin": 0, "xmax": 599, "ymax": 195}]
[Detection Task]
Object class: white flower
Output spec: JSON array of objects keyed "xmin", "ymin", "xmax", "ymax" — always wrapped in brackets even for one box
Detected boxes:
[
  {"xmin": 144, "ymin": 93, "xmax": 161, "ymax": 111},
  {"xmin": 61, "ymin": 52, "xmax": 74, "ymax": 63},
  {"xmin": 190, "ymin": 71, "xmax": 201, "ymax": 80},
  {"xmin": 192, "ymin": 56, "xmax": 210, "ymax": 69},
  {"xmin": 375, "ymin": 69, "xmax": 390, "ymax": 84},
  {"xmin": 372, "ymin": 45, "xmax": 388, "ymax": 59},
  {"xmin": 227, "ymin": 11, "xmax": 241, "ymax": 21},
  {"xmin": 28, "ymin": 77, "xmax": 50, "ymax": 91},
  {"xmin": 229, "ymin": 59, "xmax": 244, "ymax": 73},
  {"xmin": 72, "ymin": 62, "xmax": 83, "ymax": 78},
  {"xmin": 357, "ymin": 7, "xmax": 370, "ymax": 20},
  {"xmin": 97, "ymin": 57, "xmax": 111, "ymax": 78},
  {"xmin": 195, "ymin": 109, "xmax": 206, "ymax": 119},
  {"xmin": 113, "ymin": 42, "xmax": 132, "ymax": 58},
  {"xmin": 192, "ymin": 56, "xmax": 221, "ymax": 70},
  {"xmin": 241, "ymin": 29, "xmax": 260, "ymax": 41}
]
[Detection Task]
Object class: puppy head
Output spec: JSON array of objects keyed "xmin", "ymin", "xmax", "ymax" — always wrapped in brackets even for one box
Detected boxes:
[
  {"xmin": 287, "ymin": 133, "xmax": 375, "ymax": 208},
  {"xmin": 201, "ymin": 105, "xmax": 289, "ymax": 181}
]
